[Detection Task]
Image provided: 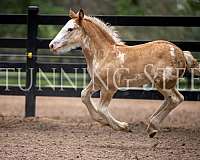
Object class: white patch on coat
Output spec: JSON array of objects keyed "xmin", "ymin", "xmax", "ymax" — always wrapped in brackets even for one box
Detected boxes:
[
  {"xmin": 164, "ymin": 66, "xmax": 173, "ymax": 78},
  {"xmin": 170, "ymin": 46, "xmax": 175, "ymax": 57},
  {"xmin": 117, "ymin": 52, "xmax": 125, "ymax": 66},
  {"xmin": 134, "ymin": 74, "xmax": 143, "ymax": 80},
  {"xmin": 183, "ymin": 51, "xmax": 193, "ymax": 67},
  {"xmin": 143, "ymin": 83, "xmax": 153, "ymax": 91},
  {"xmin": 82, "ymin": 36, "xmax": 90, "ymax": 49},
  {"xmin": 93, "ymin": 58, "xmax": 99, "ymax": 71},
  {"xmin": 60, "ymin": 43, "xmax": 80, "ymax": 53}
]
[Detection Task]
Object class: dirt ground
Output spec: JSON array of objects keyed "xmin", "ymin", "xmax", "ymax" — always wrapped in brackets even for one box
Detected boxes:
[{"xmin": 0, "ymin": 96, "xmax": 200, "ymax": 160}]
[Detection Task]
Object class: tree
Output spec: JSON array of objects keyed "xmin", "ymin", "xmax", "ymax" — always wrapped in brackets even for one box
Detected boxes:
[{"xmin": 115, "ymin": 0, "xmax": 144, "ymax": 15}]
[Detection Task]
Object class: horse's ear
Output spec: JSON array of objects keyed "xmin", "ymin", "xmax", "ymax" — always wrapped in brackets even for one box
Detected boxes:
[
  {"xmin": 69, "ymin": 8, "xmax": 77, "ymax": 19},
  {"xmin": 78, "ymin": 8, "xmax": 84, "ymax": 21}
]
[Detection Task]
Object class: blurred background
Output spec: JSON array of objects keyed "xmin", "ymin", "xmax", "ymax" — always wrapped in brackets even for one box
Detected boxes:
[
  {"xmin": 0, "ymin": 0, "xmax": 200, "ymax": 89},
  {"xmin": 0, "ymin": 0, "xmax": 200, "ymax": 40}
]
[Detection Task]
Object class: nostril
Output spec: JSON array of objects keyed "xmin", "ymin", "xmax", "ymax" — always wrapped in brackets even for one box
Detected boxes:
[{"xmin": 49, "ymin": 43, "xmax": 54, "ymax": 49}]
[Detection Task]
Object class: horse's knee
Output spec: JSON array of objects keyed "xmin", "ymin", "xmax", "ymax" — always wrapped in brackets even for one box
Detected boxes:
[
  {"xmin": 170, "ymin": 93, "xmax": 184, "ymax": 107},
  {"xmin": 97, "ymin": 105, "xmax": 107, "ymax": 115}
]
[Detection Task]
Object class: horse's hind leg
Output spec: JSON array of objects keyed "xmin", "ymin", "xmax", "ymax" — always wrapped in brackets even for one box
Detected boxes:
[
  {"xmin": 147, "ymin": 88, "xmax": 184, "ymax": 137},
  {"xmin": 153, "ymin": 88, "xmax": 184, "ymax": 124},
  {"xmin": 81, "ymin": 81, "xmax": 108, "ymax": 125},
  {"xmin": 97, "ymin": 88, "xmax": 130, "ymax": 131}
]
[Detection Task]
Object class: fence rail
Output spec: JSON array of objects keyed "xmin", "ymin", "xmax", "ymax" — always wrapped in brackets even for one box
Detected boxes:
[
  {"xmin": 0, "ymin": 6, "xmax": 200, "ymax": 117},
  {"xmin": 1, "ymin": 38, "xmax": 200, "ymax": 51},
  {"xmin": 2, "ymin": 14, "xmax": 200, "ymax": 26},
  {"xmin": 1, "ymin": 86, "xmax": 200, "ymax": 100}
]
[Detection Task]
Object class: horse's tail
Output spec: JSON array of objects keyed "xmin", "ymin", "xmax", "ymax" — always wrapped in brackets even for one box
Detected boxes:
[{"xmin": 183, "ymin": 51, "xmax": 200, "ymax": 76}]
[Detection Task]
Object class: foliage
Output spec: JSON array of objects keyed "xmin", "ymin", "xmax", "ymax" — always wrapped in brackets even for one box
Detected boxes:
[
  {"xmin": 115, "ymin": 0, "xmax": 144, "ymax": 15},
  {"xmin": 0, "ymin": 0, "xmax": 199, "ymax": 41},
  {"xmin": 114, "ymin": 0, "xmax": 200, "ymax": 50},
  {"xmin": 115, "ymin": 0, "xmax": 200, "ymax": 16}
]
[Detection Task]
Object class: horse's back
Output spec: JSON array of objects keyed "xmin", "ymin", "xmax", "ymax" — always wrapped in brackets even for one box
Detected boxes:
[{"xmin": 117, "ymin": 40, "xmax": 186, "ymax": 70}]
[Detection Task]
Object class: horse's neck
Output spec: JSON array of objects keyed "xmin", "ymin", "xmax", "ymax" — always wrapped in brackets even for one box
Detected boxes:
[
  {"xmin": 81, "ymin": 38, "xmax": 93, "ymax": 69},
  {"xmin": 81, "ymin": 20, "xmax": 115, "ymax": 64},
  {"xmin": 81, "ymin": 35, "xmax": 113, "ymax": 66}
]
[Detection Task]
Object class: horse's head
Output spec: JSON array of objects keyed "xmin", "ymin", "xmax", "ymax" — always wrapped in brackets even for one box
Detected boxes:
[{"xmin": 49, "ymin": 9, "xmax": 85, "ymax": 54}]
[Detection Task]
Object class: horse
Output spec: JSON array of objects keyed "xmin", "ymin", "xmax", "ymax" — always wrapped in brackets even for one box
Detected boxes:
[{"xmin": 49, "ymin": 9, "xmax": 200, "ymax": 138}]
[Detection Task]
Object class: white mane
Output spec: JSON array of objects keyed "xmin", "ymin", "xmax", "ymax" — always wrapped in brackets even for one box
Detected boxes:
[{"xmin": 85, "ymin": 16, "xmax": 124, "ymax": 45}]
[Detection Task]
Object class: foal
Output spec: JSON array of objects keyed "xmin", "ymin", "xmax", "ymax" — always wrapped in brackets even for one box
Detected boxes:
[{"xmin": 49, "ymin": 9, "xmax": 200, "ymax": 137}]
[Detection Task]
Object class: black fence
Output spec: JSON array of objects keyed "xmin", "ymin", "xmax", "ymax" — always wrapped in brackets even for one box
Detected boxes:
[{"xmin": 0, "ymin": 6, "xmax": 200, "ymax": 117}]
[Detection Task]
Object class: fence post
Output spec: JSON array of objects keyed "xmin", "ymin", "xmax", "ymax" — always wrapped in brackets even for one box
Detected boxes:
[
  {"xmin": 187, "ymin": 73, "xmax": 192, "ymax": 91},
  {"xmin": 25, "ymin": 6, "xmax": 38, "ymax": 117}
]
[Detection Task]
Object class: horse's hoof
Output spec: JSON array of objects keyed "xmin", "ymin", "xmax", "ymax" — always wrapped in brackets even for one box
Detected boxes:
[
  {"xmin": 119, "ymin": 122, "xmax": 133, "ymax": 132},
  {"xmin": 146, "ymin": 123, "xmax": 158, "ymax": 138},
  {"xmin": 148, "ymin": 129, "xmax": 158, "ymax": 138},
  {"xmin": 112, "ymin": 123, "xmax": 132, "ymax": 132},
  {"xmin": 125, "ymin": 123, "xmax": 135, "ymax": 132}
]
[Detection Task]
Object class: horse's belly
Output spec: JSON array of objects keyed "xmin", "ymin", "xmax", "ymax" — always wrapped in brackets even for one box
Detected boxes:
[{"xmin": 114, "ymin": 72, "xmax": 151, "ymax": 88}]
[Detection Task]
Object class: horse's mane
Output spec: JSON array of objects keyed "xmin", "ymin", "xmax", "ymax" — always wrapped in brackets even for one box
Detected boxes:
[{"xmin": 84, "ymin": 16, "xmax": 124, "ymax": 45}]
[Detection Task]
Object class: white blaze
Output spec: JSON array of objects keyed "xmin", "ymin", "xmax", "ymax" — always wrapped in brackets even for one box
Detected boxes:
[
  {"xmin": 53, "ymin": 19, "xmax": 75, "ymax": 43},
  {"xmin": 63, "ymin": 19, "xmax": 76, "ymax": 30}
]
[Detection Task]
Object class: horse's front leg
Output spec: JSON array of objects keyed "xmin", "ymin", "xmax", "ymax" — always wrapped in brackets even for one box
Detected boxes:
[
  {"xmin": 81, "ymin": 81, "xmax": 108, "ymax": 125},
  {"xmin": 97, "ymin": 88, "xmax": 131, "ymax": 132}
]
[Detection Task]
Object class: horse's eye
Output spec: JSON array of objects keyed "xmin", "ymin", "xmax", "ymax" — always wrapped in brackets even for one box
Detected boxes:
[{"xmin": 68, "ymin": 28, "xmax": 74, "ymax": 32}]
